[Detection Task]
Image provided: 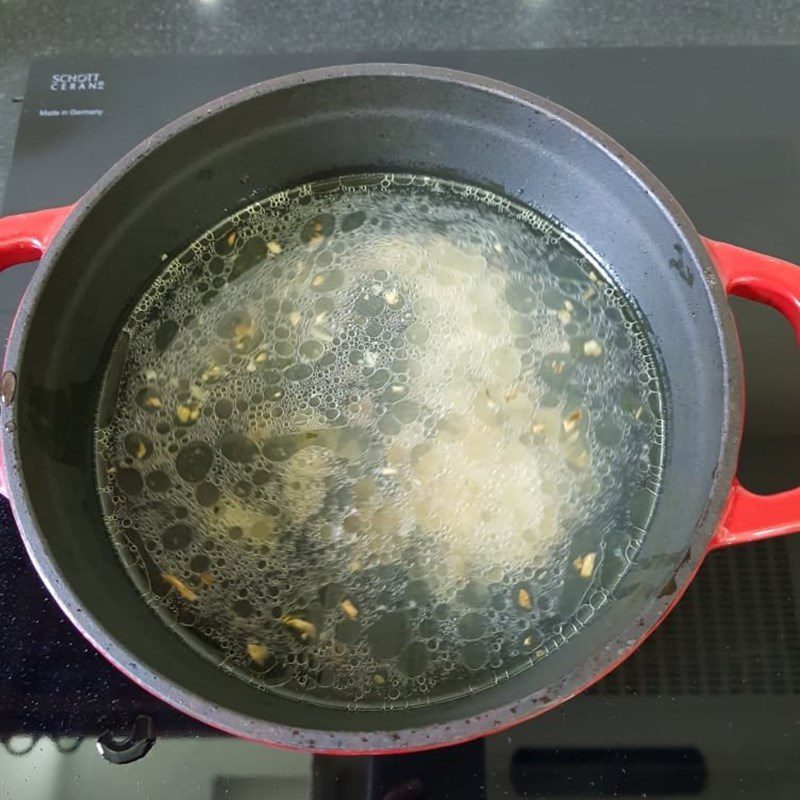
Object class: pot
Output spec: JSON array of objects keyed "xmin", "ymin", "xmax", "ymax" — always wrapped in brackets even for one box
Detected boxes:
[{"xmin": 0, "ymin": 64, "xmax": 799, "ymax": 754}]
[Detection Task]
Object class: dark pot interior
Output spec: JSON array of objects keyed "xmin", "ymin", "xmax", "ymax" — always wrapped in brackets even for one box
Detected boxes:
[{"xmin": 3, "ymin": 65, "xmax": 739, "ymax": 750}]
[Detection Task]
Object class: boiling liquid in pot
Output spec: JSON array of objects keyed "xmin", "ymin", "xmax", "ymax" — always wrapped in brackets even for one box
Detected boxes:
[{"xmin": 95, "ymin": 173, "xmax": 665, "ymax": 709}]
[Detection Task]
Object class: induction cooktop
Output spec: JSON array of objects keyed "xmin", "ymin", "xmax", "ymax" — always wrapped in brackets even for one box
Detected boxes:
[{"xmin": 2, "ymin": 49, "xmax": 800, "ymax": 799}]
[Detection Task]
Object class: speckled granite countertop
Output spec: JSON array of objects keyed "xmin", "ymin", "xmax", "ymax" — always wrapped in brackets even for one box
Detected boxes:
[{"xmin": 1, "ymin": 0, "xmax": 800, "ymax": 203}]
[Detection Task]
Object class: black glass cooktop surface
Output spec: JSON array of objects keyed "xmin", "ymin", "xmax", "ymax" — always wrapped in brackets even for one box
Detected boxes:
[{"xmin": 2, "ymin": 49, "xmax": 800, "ymax": 799}]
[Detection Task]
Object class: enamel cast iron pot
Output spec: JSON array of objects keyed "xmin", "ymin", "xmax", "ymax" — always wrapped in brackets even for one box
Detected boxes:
[{"xmin": 1, "ymin": 64, "xmax": 800, "ymax": 754}]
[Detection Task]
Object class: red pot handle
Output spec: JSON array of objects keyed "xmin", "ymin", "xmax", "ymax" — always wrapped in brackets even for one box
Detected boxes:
[
  {"xmin": 0, "ymin": 205, "xmax": 74, "ymax": 495},
  {"xmin": 0, "ymin": 206, "xmax": 74, "ymax": 272},
  {"xmin": 703, "ymin": 237, "xmax": 800, "ymax": 550}
]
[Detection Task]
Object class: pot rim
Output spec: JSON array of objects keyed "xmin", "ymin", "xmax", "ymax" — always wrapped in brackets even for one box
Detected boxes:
[{"xmin": 0, "ymin": 62, "xmax": 742, "ymax": 753}]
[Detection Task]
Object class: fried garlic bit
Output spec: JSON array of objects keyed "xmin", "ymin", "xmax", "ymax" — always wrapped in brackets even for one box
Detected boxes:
[
  {"xmin": 246, "ymin": 350, "xmax": 269, "ymax": 373},
  {"xmin": 233, "ymin": 322, "xmax": 256, "ymax": 352},
  {"xmin": 247, "ymin": 642, "xmax": 268, "ymax": 666},
  {"xmin": 583, "ymin": 339, "xmax": 603, "ymax": 357},
  {"xmin": 266, "ymin": 240, "xmax": 283, "ymax": 255},
  {"xmin": 562, "ymin": 410, "xmax": 581, "ymax": 434},
  {"xmin": 199, "ymin": 364, "xmax": 223, "ymax": 383},
  {"xmin": 373, "ymin": 673, "xmax": 386, "ymax": 686},
  {"xmin": 307, "ymin": 220, "xmax": 325, "ymax": 249},
  {"xmin": 175, "ymin": 402, "xmax": 201, "ymax": 424},
  {"xmin": 340, "ymin": 598, "xmax": 358, "ymax": 620},
  {"xmin": 161, "ymin": 573, "xmax": 197, "ymax": 602},
  {"xmin": 281, "ymin": 615, "xmax": 317, "ymax": 642},
  {"xmin": 571, "ymin": 450, "xmax": 589, "ymax": 470},
  {"xmin": 517, "ymin": 588, "xmax": 533, "ymax": 610},
  {"xmin": 573, "ymin": 552, "xmax": 597, "ymax": 578}
]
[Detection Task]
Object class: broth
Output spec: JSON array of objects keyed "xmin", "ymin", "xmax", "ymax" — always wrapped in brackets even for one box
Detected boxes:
[{"xmin": 95, "ymin": 173, "xmax": 665, "ymax": 709}]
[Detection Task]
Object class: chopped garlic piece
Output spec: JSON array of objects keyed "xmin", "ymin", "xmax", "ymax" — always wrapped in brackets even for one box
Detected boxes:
[
  {"xmin": 340, "ymin": 599, "xmax": 359, "ymax": 619},
  {"xmin": 247, "ymin": 642, "xmax": 268, "ymax": 665},
  {"xmin": 583, "ymin": 339, "xmax": 603, "ymax": 357},
  {"xmin": 161, "ymin": 573, "xmax": 197, "ymax": 602},
  {"xmin": 574, "ymin": 552, "xmax": 597, "ymax": 578}
]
